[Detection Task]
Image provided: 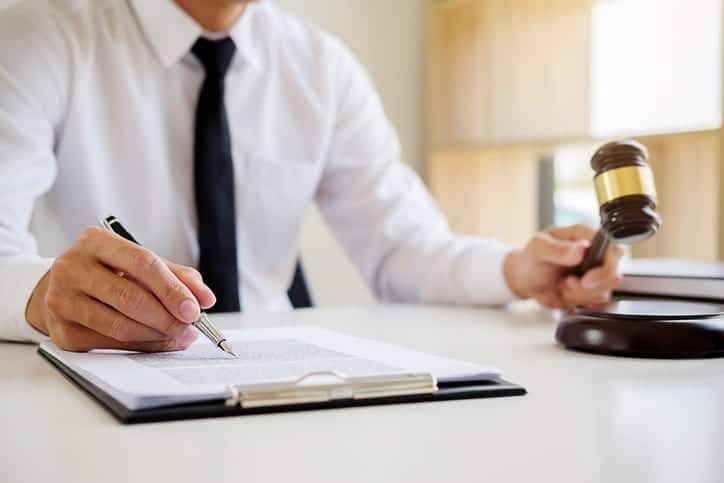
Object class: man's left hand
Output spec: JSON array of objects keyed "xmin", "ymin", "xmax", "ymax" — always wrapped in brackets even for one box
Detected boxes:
[{"xmin": 503, "ymin": 223, "xmax": 625, "ymax": 309}]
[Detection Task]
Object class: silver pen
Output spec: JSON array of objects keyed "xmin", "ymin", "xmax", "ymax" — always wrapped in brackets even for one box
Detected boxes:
[{"xmin": 100, "ymin": 216, "xmax": 238, "ymax": 358}]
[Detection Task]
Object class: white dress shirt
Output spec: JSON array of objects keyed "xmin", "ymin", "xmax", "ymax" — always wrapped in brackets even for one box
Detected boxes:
[{"xmin": 0, "ymin": 0, "xmax": 515, "ymax": 342}]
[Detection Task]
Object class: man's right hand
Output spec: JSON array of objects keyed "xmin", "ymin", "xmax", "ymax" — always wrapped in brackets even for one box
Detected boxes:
[{"xmin": 25, "ymin": 227, "xmax": 217, "ymax": 352}]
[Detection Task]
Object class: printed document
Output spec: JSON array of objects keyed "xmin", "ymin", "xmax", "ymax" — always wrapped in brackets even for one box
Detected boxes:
[{"xmin": 40, "ymin": 326, "xmax": 500, "ymax": 410}]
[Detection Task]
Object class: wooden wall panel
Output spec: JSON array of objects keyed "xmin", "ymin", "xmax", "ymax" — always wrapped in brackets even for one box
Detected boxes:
[
  {"xmin": 548, "ymin": 0, "xmax": 592, "ymax": 138},
  {"xmin": 427, "ymin": 0, "xmax": 593, "ymax": 147},
  {"xmin": 427, "ymin": 0, "xmax": 487, "ymax": 146},
  {"xmin": 428, "ymin": 147, "xmax": 541, "ymax": 246},
  {"xmin": 632, "ymin": 132, "xmax": 721, "ymax": 260}
]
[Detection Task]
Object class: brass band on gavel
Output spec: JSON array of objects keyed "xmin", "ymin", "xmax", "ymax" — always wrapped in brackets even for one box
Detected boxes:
[{"xmin": 594, "ymin": 165, "xmax": 657, "ymax": 206}]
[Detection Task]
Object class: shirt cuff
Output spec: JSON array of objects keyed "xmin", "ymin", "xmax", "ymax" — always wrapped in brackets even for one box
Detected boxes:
[
  {"xmin": 458, "ymin": 239, "xmax": 520, "ymax": 306},
  {"xmin": 0, "ymin": 256, "xmax": 54, "ymax": 343}
]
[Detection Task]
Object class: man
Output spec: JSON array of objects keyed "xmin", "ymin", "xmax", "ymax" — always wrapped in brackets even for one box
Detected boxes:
[{"xmin": 0, "ymin": 0, "xmax": 623, "ymax": 351}]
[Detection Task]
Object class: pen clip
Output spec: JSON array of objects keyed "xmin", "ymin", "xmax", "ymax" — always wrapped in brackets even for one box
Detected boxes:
[
  {"xmin": 100, "ymin": 217, "xmax": 114, "ymax": 232},
  {"xmin": 224, "ymin": 372, "xmax": 437, "ymax": 408}
]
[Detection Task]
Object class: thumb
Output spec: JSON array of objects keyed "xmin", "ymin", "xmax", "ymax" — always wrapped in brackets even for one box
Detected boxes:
[{"xmin": 528, "ymin": 233, "xmax": 590, "ymax": 267}]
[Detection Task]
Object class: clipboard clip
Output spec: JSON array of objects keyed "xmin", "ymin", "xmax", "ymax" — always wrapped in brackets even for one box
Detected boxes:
[{"xmin": 224, "ymin": 371, "xmax": 437, "ymax": 408}]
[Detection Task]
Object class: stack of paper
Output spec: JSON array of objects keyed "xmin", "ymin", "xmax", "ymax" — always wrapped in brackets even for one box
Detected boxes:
[{"xmin": 40, "ymin": 326, "xmax": 501, "ymax": 410}]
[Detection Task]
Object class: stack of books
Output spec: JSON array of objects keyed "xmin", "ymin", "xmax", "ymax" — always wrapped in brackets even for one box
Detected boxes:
[{"xmin": 619, "ymin": 258, "xmax": 724, "ymax": 301}]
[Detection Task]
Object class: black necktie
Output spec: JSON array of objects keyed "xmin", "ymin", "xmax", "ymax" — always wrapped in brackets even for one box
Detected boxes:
[{"xmin": 192, "ymin": 38, "xmax": 241, "ymax": 313}]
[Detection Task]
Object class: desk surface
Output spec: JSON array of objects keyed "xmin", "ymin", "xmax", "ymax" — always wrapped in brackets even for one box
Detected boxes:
[{"xmin": 2, "ymin": 304, "xmax": 723, "ymax": 483}]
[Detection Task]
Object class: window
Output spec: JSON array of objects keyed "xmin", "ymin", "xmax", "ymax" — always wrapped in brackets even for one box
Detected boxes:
[
  {"xmin": 591, "ymin": 0, "xmax": 722, "ymax": 137},
  {"xmin": 553, "ymin": 143, "xmax": 600, "ymax": 228}
]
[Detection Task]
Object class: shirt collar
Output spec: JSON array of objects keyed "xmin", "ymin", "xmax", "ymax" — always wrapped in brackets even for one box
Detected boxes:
[{"xmin": 129, "ymin": 0, "xmax": 263, "ymax": 70}]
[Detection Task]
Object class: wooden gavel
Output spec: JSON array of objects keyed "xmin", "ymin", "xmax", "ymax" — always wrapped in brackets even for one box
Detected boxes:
[{"xmin": 573, "ymin": 140, "xmax": 662, "ymax": 277}]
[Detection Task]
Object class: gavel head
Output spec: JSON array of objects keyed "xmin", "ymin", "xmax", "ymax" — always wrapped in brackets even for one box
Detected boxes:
[{"xmin": 591, "ymin": 140, "xmax": 662, "ymax": 244}]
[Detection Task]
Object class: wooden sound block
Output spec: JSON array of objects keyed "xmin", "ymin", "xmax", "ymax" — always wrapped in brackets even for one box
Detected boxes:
[{"xmin": 555, "ymin": 297, "xmax": 724, "ymax": 359}]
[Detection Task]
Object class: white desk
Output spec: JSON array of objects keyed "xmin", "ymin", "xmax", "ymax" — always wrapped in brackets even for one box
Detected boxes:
[{"xmin": 2, "ymin": 304, "xmax": 723, "ymax": 483}]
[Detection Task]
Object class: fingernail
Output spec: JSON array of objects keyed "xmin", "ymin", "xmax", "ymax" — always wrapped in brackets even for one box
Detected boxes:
[
  {"xmin": 569, "ymin": 243, "xmax": 588, "ymax": 259},
  {"xmin": 178, "ymin": 327, "xmax": 198, "ymax": 347},
  {"xmin": 583, "ymin": 279, "xmax": 601, "ymax": 289},
  {"xmin": 179, "ymin": 299, "xmax": 200, "ymax": 322}
]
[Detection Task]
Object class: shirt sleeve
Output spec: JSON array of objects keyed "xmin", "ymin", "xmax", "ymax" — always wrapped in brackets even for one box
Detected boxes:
[
  {"xmin": 0, "ymin": 5, "xmax": 67, "ymax": 342},
  {"xmin": 316, "ymin": 41, "xmax": 518, "ymax": 307}
]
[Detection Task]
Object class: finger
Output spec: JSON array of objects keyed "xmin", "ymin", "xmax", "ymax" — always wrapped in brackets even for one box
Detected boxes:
[
  {"xmin": 561, "ymin": 276, "xmax": 613, "ymax": 306},
  {"xmin": 83, "ymin": 229, "xmax": 201, "ymax": 323},
  {"xmin": 74, "ymin": 263, "xmax": 190, "ymax": 339},
  {"xmin": 49, "ymin": 320, "xmax": 198, "ymax": 353},
  {"xmin": 120, "ymin": 263, "xmax": 216, "ymax": 310},
  {"xmin": 527, "ymin": 232, "xmax": 590, "ymax": 267},
  {"xmin": 166, "ymin": 262, "xmax": 217, "ymax": 310},
  {"xmin": 594, "ymin": 290, "xmax": 613, "ymax": 305},
  {"xmin": 561, "ymin": 276, "xmax": 588, "ymax": 305},
  {"xmin": 52, "ymin": 291, "xmax": 169, "ymax": 343},
  {"xmin": 546, "ymin": 223, "xmax": 597, "ymax": 243},
  {"xmin": 581, "ymin": 265, "xmax": 624, "ymax": 291},
  {"xmin": 581, "ymin": 244, "xmax": 624, "ymax": 290},
  {"xmin": 572, "ymin": 290, "xmax": 613, "ymax": 307}
]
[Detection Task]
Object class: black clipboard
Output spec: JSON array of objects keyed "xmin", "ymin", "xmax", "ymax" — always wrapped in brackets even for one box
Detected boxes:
[{"xmin": 39, "ymin": 347, "xmax": 526, "ymax": 425}]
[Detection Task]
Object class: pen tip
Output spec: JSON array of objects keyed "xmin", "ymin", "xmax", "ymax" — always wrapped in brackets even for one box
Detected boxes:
[{"xmin": 219, "ymin": 340, "xmax": 239, "ymax": 358}]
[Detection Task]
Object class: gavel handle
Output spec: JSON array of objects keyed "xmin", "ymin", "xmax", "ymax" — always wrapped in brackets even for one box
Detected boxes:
[{"xmin": 572, "ymin": 230, "xmax": 610, "ymax": 278}]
